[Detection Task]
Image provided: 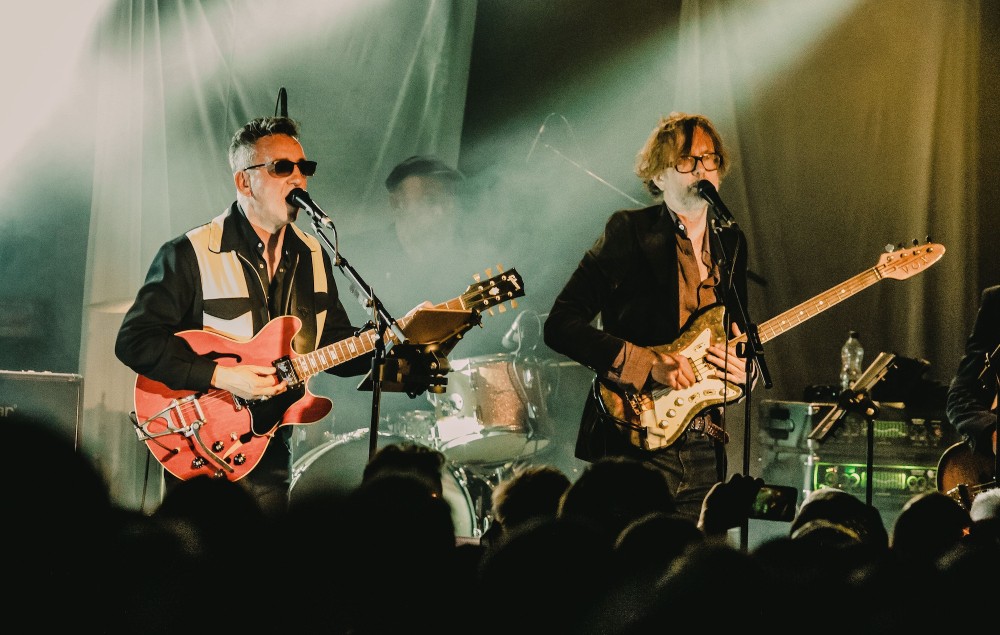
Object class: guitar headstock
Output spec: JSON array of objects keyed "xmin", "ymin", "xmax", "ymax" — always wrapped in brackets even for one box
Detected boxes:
[
  {"xmin": 464, "ymin": 265, "xmax": 525, "ymax": 316},
  {"xmin": 875, "ymin": 239, "xmax": 945, "ymax": 280}
]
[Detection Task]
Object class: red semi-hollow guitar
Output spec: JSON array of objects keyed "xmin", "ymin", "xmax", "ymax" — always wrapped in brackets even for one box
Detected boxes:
[{"xmin": 132, "ymin": 267, "xmax": 524, "ymax": 481}]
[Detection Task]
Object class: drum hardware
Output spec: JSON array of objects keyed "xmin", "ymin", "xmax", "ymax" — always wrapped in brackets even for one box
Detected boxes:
[
  {"xmin": 383, "ymin": 409, "xmax": 440, "ymax": 448},
  {"xmin": 429, "ymin": 353, "xmax": 551, "ymax": 465},
  {"xmin": 289, "ymin": 430, "xmax": 479, "ymax": 537}
]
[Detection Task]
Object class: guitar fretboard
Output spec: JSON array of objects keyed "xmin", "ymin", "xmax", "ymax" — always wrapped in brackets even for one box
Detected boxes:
[
  {"xmin": 742, "ymin": 267, "xmax": 883, "ymax": 346},
  {"xmin": 285, "ymin": 267, "xmax": 523, "ymax": 382},
  {"xmin": 729, "ymin": 243, "xmax": 943, "ymax": 348}
]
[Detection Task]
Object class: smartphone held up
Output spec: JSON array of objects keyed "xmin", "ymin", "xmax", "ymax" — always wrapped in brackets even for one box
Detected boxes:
[{"xmin": 749, "ymin": 484, "xmax": 799, "ymax": 522}]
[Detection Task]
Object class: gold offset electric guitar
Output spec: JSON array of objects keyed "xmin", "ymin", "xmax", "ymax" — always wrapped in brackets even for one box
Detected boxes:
[{"xmin": 596, "ymin": 241, "xmax": 945, "ymax": 451}]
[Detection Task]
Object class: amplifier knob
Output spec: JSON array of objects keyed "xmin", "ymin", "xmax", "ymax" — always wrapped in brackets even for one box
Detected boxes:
[{"xmin": 906, "ymin": 475, "xmax": 927, "ymax": 491}]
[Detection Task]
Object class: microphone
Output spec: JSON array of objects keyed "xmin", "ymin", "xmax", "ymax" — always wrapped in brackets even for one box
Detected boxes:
[
  {"xmin": 501, "ymin": 311, "xmax": 525, "ymax": 349},
  {"xmin": 286, "ymin": 188, "xmax": 334, "ymax": 229},
  {"xmin": 501, "ymin": 310, "xmax": 544, "ymax": 350},
  {"xmin": 696, "ymin": 180, "xmax": 737, "ymax": 228},
  {"xmin": 278, "ymin": 87, "xmax": 288, "ymax": 117}
]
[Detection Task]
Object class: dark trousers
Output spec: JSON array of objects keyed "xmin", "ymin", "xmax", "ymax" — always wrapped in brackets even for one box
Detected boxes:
[{"xmin": 628, "ymin": 429, "xmax": 725, "ymax": 523}]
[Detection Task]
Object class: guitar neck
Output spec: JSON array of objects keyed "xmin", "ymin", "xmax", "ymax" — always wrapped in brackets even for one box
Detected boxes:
[
  {"xmin": 731, "ymin": 266, "xmax": 883, "ymax": 347},
  {"xmin": 290, "ymin": 293, "xmax": 476, "ymax": 381},
  {"xmin": 292, "ymin": 329, "xmax": 379, "ymax": 382}
]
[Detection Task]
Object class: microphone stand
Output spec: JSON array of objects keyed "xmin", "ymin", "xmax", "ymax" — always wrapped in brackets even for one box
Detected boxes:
[
  {"xmin": 705, "ymin": 209, "xmax": 771, "ymax": 551},
  {"xmin": 304, "ymin": 215, "xmax": 406, "ymax": 461}
]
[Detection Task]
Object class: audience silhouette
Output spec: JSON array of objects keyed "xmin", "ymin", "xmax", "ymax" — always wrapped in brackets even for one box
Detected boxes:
[
  {"xmin": 557, "ymin": 455, "xmax": 677, "ymax": 546},
  {"xmin": 480, "ymin": 462, "xmax": 571, "ymax": 553},
  {"xmin": 9, "ymin": 419, "xmax": 997, "ymax": 634}
]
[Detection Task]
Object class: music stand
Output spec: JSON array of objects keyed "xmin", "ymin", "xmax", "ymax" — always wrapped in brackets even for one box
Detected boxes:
[
  {"xmin": 357, "ymin": 308, "xmax": 480, "ymax": 398},
  {"xmin": 808, "ymin": 351, "xmax": 898, "ymax": 506}
]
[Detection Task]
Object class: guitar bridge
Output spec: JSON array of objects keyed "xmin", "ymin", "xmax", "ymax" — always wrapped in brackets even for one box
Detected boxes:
[{"xmin": 133, "ymin": 393, "xmax": 207, "ymax": 440}]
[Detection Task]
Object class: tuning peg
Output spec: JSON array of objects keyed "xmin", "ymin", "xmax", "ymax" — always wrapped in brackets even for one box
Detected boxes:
[
  {"xmin": 487, "ymin": 308, "xmax": 495, "ymax": 317},
  {"xmin": 473, "ymin": 273, "xmax": 482, "ymax": 283},
  {"xmin": 896, "ymin": 242, "xmax": 904, "ymax": 251},
  {"xmin": 925, "ymin": 235, "xmax": 932, "ymax": 243},
  {"xmin": 484, "ymin": 268, "xmax": 494, "ymax": 278},
  {"xmin": 510, "ymin": 300, "xmax": 518, "ymax": 310},
  {"xmin": 884, "ymin": 243, "xmax": 895, "ymax": 253},
  {"xmin": 496, "ymin": 263, "xmax": 504, "ymax": 272}
]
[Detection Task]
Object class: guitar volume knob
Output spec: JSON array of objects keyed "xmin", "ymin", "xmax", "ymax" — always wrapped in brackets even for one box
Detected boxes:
[{"xmin": 233, "ymin": 454, "xmax": 246, "ymax": 466}]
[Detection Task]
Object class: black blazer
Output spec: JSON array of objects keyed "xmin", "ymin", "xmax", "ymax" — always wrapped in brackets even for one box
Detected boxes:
[
  {"xmin": 544, "ymin": 203, "xmax": 749, "ymax": 460},
  {"xmin": 946, "ymin": 284, "xmax": 1000, "ymax": 452}
]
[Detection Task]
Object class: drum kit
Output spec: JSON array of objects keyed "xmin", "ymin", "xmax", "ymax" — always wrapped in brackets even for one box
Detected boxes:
[{"xmin": 289, "ymin": 352, "xmax": 556, "ymax": 538}]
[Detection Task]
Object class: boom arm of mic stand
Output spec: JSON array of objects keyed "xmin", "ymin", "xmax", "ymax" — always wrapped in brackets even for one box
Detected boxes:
[
  {"xmin": 307, "ymin": 220, "xmax": 405, "ymax": 344},
  {"xmin": 307, "ymin": 221, "xmax": 406, "ymax": 460},
  {"xmin": 539, "ymin": 143, "xmax": 644, "ymax": 206}
]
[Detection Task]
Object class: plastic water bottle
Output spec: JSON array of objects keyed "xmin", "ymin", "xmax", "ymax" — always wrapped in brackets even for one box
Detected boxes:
[{"xmin": 839, "ymin": 330, "xmax": 864, "ymax": 392}]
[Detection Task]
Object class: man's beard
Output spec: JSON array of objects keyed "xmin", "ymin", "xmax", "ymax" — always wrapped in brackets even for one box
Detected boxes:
[{"xmin": 678, "ymin": 182, "xmax": 703, "ymax": 208}]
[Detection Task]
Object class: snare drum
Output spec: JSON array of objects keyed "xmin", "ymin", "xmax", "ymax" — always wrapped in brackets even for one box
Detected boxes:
[
  {"xmin": 289, "ymin": 429, "xmax": 477, "ymax": 537},
  {"xmin": 431, "ymin": 353, "xmax": 549, "ymax": 465}
]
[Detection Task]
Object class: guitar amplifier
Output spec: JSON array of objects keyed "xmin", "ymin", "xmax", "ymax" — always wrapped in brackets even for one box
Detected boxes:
[
  {"xmin": 758, "ymin": 399, "xmax": 959, "ymax": 462},
  {"xmin": 0, "ymin": 370, "xmax": 83, "ymax": 448},
  {"xmin": 811, "ymin": 461, "xmax": 938, "ymax": 498},
  {"xmin": 758, "ymin": 400, "xmax": 826, "ymax": 450}
]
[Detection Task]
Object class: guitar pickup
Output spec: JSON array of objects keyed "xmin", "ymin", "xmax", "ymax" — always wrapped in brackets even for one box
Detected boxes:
[{"xmin": 273, "ymin": 356, "xmax": 303, "ymax": 389}]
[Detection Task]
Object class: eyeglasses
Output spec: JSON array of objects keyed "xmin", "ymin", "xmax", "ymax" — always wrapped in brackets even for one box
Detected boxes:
[
  {"xmin": 673, "ymin": 153, "xmax": 721, "ymax": 174},
  {"xmin": 243, "ymin": 159, "xmax": 317, "ymax": 177}
]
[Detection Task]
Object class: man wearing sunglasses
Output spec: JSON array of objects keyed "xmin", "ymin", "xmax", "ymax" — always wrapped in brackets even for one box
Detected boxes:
[
  {"xmin": 115, "ymin": 116, "xmax": 371, "ymax": 515},
  {"xmin": 543, "ymin": 112, "xmax": 754, "ymax": 523}
]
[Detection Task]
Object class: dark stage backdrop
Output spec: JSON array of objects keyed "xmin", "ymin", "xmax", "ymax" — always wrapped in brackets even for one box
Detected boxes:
[{"xmin": 0, "ymin": 0, "xmax": 995, "ymax": 517}]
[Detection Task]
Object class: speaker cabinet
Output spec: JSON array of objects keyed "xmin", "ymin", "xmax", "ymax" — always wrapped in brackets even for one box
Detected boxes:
[
  {"xmin": 753, "ymin": 399, "xmax": 959, "ymax": 545},
  {"xmin": 0, "ymin": 370, "xmax": 83, "ymax": 448}
]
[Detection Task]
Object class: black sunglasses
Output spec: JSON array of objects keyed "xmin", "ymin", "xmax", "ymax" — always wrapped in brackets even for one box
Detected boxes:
[{"xmin": 243, "ymin": 158, "xmax": 317, "ymax": 177}]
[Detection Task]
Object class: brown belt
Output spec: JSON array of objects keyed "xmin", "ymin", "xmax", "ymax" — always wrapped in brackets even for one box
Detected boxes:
[{"xmin": 689, "ymin": 414, "xmax": 730, "ymax": 444}]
